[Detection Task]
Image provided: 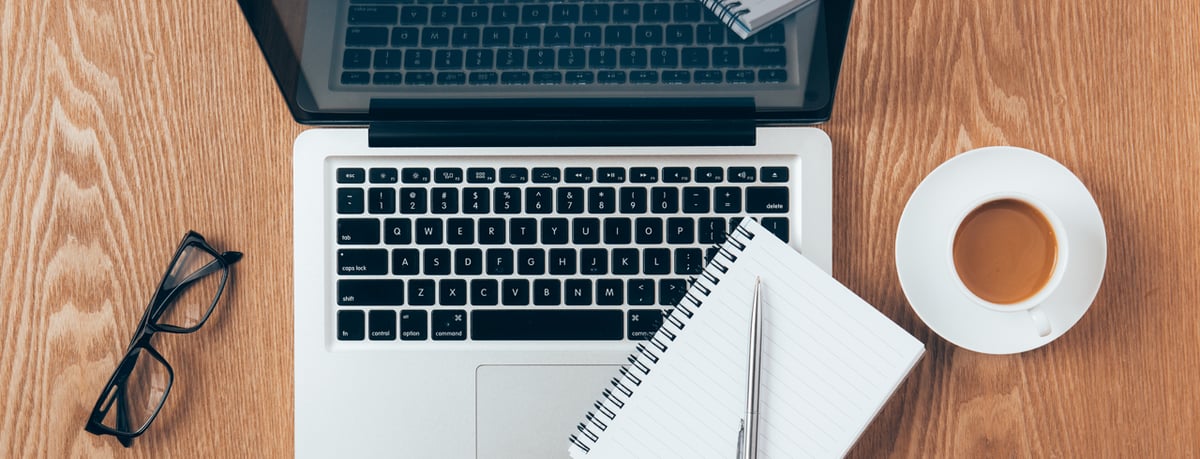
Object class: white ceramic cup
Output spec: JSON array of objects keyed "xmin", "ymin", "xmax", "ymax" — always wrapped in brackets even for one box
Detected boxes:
[{"xmin": 946, "ymin": 192, "xmax": 1069, "ymax": 337}]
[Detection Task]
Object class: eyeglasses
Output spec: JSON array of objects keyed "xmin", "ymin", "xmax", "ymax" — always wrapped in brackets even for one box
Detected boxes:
[{"xmin": 84, "ymin": 231, "xmax": 242, "ymax": 447}]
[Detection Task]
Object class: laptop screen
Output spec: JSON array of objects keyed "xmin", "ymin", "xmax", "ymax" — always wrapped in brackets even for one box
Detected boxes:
[{"xmin": 239, "ymin": 0, "xmax": 854, "ymax": 124}]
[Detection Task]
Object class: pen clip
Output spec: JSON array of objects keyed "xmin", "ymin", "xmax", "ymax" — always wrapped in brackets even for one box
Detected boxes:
[{"xmin": 736, "ymin": 418, "xmax": 746, "ymax": 459}]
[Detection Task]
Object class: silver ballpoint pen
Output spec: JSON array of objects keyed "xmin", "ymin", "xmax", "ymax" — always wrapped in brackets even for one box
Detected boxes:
[{"xmin": 737, "ymin": 276, "xmax": 763, "ymax": 459}]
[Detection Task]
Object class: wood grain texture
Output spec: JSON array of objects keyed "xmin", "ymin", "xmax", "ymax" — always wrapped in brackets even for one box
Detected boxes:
[{"xmin": 0, "ymin": 0, "xmax": 1196, "ymax": 457}]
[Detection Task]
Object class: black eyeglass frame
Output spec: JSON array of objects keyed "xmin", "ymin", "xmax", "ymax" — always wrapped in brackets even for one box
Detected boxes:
[{"xmin": 84, "ymin": 231, "xmax": 242, "ymax": 447}]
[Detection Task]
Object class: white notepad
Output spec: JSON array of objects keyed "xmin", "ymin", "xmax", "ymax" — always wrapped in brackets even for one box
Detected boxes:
[
  {"xmin": 568, "ymin": 219, "xmax": 925, "ymax": 458},
  {"xmin": 700, "ymin": 0, "xmax": 818, "ymax": 39}
]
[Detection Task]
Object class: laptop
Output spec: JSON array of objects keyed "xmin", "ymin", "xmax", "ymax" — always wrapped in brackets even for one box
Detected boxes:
[{"xmin": 239, "ymin": 0, "xmax": 855, "ymax": 457}]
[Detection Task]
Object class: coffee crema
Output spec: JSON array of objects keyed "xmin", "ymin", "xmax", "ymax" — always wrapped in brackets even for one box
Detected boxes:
[{"xmin": 952, "ymin": 199, "xmax": 1057, "ymax": 305}]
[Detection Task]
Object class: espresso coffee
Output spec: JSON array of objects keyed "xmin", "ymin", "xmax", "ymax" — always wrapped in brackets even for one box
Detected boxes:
[{"xmin": 952, "ymin": 199, "xmax": 1057, "ymax": 304}]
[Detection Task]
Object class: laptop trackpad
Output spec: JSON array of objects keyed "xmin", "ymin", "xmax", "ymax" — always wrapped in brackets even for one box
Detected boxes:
[{"xmin": 476, "ymin": 364, "xmax": 619, "ymax": 459}]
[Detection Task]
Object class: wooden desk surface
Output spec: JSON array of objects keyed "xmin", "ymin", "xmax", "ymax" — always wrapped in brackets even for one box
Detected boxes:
[{"xmin": 2, "ymin": 0, "xmax": 1197, "ymax": 457}]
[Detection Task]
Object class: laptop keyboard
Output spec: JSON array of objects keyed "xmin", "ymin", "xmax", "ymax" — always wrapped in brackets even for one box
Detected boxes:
[
  {"xmin": 333, "ymin": 161, "xmax": 794, "ymax": 342},
  {"xmin": 340, "ymin": 0, "xmax": 789, "ymax": 86}
]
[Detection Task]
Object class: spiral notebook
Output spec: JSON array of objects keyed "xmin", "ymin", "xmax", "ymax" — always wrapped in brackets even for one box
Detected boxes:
[
  {"xmin": 701, "ymin": 0, "xmax": 819, "ymax": 39},
  {"xmin": 567, "ymin": 219, "xmax": 924, "ymax": 458}
]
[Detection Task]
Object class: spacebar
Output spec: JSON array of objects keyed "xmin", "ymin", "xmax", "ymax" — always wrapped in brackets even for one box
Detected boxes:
[{"xmin": 471, "ymin": 310, "xmax": 623, "ymax": 340}]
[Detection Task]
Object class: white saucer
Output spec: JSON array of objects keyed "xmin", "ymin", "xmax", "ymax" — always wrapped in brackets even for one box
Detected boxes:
[{"xmin": 895, "ymin": 147, "xmax": 1107, "ymax": 354}]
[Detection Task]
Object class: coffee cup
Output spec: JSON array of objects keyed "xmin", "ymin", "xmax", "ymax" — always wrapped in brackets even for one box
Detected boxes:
[{"xmin": 947, "ymin": 193, "xmax": 1067, "ymax": 337}]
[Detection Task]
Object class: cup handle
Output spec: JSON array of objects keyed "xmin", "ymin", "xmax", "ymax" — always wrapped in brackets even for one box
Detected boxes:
[{"xmin": 1029, "ymin": 307, "xmax": 1052, "ymax": 337}]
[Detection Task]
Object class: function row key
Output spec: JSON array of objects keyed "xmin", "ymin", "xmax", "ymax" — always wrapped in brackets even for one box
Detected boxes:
[{"xmin": 339, "ymin": 166, "xmax": 786, "ymax": 186}]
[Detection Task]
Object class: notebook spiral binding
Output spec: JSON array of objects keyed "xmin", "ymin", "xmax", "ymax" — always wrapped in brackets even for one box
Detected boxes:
[
  {"xmin": 569, "ymin": 225, "xmax": 757, "ymax": 454},
  {"xmin": 697, "ymin": 0, "xmax": 753, "ymax": 32}
]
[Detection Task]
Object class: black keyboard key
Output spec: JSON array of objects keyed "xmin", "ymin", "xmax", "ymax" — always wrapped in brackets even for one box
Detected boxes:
[
  {"xmin": 338, "ymin": 218, "xmax": 380, "ymax": 245},
  {"xmin": 367, "ymin": 187, "xmax": 396, "ymax": 213},
  {"xmin": 557, "ymin": 187, "xmax": 585, "ymax": 214},
  {"xmin": 662, "ymin": 70, "xmax": 689, "ymax": 84},
  {"xmin": 545, "ymin": 27, "xmax": 571, "ymax": 46},
  {"xmin": 511, "ymin": 218, "xmax": 538, "ymax": 245},
  {"xmin": 552, "ymin": 4, "xmax": 580, "ymax": 23},
  {"xmin": 630, "ymin": 70, "xmax": 657, "ymax": 84},
  {"xmin": 431, "ymin": 188, "xmax": 459, "ymax": 213},
  {"xmin": 494, "ymin": 188, "xmax": 521, "ymax": 213},
  {"xmin": 650, "ymin": 187, "xmax": 679, "ymax": 213},
  {"xmin": 439, "ymin": 279, "xmax": 467, "ymax": 305},
  {"xmin": 564, "ymin": 167, "xmax": 593, "ymax": 183},
  {"xmin": 400, "ymin": 6, "xmax": 428, "ymax": 25},
  {"xmin": 471, "ymin": 310, "xmax": 622, "ymax": 340},
  {"xmin": 522, "ymin": 5, "xmax": 549, "ymax": 24},
  {"xmin": 613, "ymin": 187, "xmax": 655, "ymax": 215},
  {"xmin": 613, "ymin": 3, "xmax": 639, "ymax": 22},
  {"xmin": 338, "ymin": 188, "xmax": 364, "ymax": 214},
  {"xmin": 374, "ymin": 49, "xmax": 403, "ymax": 69},
  {"xmin": 516, "ymin": 248, "xmax": 544, "ymax": 273},
  {"xmin": 499, "ymin": 57, "xmax": 527, "ymax": 74},
  {"xmin": 727, "ymin": 70, "xmax": 755, "ymax": 83},
  {"xmin": 644, "ymin": 248, "xmax": 670, "ymax": 274},
  {"xmin": 611, "ymin": 248, "xmax": 638, "ymax": 274},
  {"xmin": 402, "ymin": 168, "xmax": 431, "ymax": 183},
  {"xmin": 472, "ymin": 279, "xmax": 499, "ymax": 306},
  {"xmin": 699, "ymin": 217, "xmax": 727, "ymax": 244},
  {"xmin": 446, "ymin": 218, "xmax": 474, "ymax": 244},
  {"xmin": 369, "ymin": 168, "xmax": 398, "ymax": 184},
  {"xmin": 467, "ymin": 167, "xmax": 495, "ymax": 183},
  {"xmin": 406, "ymin": 72, "xmax": 435, "ymax": 85},
  {"xmin": 409, "ymin": 279, "xmax": 435, "ymax": 305},
  {"xmin": 761, "ymin": 167, "xmax": 788, "ymax": 182},
  {"xmin": 590, "ymin": 48, "xmax": 617, "ymax": 68},
  {"xmin": 337, "ymin": 168, "xmax": 366, "ymax": 183},
  {"xmin": 515, "ymin": 27, "xmax": 541, "ymax": 47},
  {"xmin": 549, "ymin": 248, "xmax": 577, "ymax": 275},
  {"xmin": 502, "ymin": 279, "xmax": 530, "ymax": 305},
  {"xmin": 674, "ymin": 2, "xmax": 701, "ymax": 22},
  {"xmin": 659, "ymin": 279, "xmax": 688, "ymax": 306},
  {"xmin": 636, "ymin": 25, "xmax": 663, "ymax": 45},
  {"xmin": 534, "ymin": 71, "xmax": 561, "ymax": 84},
  {"xmin": 728, "ymin": 166, "xmax": 756, "ymax": 182},
  {"xmin": 393, "ymin": 249, "xmax": 419, "ymax": 275},
  {"xmin": 636, "ymin": 217, "xmax": 663, "ymax": 244},
  {"xmin": 423, "ymin": 27, "xmax": 451, "ymax": 47},
  {"xmin": 487, "ymin": 248, "xmax": 514, "ymax": 275},
  {"xmin": 762, "ymin": 217, "xmax": 789, "ymax": 242},
  {"xmin": 607, "ymin": 26, "xmax": 633, "ymax": 46},
  {"xmin": 367, "ymin": 307, "xmax": 396, "ymax": 341},
  {"xmin": 644, "ymin": 3, "xmax": 671, "ymax": 21},
  {"xmin": 483, "ymin": 27, "xmax": 511, "ymax": 46},
  {"xmin": 759, "ymin": 69, "xmax": 787, "ymax": 83},
  {"xmin": 581, "ymin": 248, "xmax": 608, "ymax": 275},
  {"xmin": 747, "ymin": 187, "xmax": 789, "ymax": 213},
  {"xmin": 650, "ymin": 47, "xmax": 677, "ymax": 68},
  {"xmin": 400, "ymin": 310, "xmax": 427, "ymax": 340},
  {"xmin": 666, "ymin": 25, "xmax": 693, "ymax": 45},
  {"xmin": 541, "ymin": 218, "xmax": 570, "ymax": 244},
  {"xmin": 573, "ymin": 218, "xmax": 601, "ymax": 244},
  {"xmin": 697, "ymin": 24, "xmax": 725, "ymax": 45},
  {"xmin": 480, "ymin": 219, "xmax": 507, "ymax": 245},
  {"xmin": 463, "ymin": 188, "xmax": 490, "ymax": 213},
  {"xmin": 694, "ymin": 70, "xmax": 722, "ymax": 84},
  {"xmin": 499, "ymin": 167, "xmax": 528, "ymax": 183},
  {"xmin": 424, "ymin": 248, "xmax": 451, "ymax": 275},
  {"xmin": 349, "ymin": 6, "xmax": 399, "ymax": 25},
  {"xmin": 438, "ymin": 72, "xmax": 467, "ymax": 85},
  {"xmin": 583, "ymin": 4, "xmax": 610, "ymax": 23},
  {"xmin": 596, "ymin": 279, "xmax": 623, "ymax": 305},
  {"xmin": 712, "ymin": 47, "xmax": 739, "ymax": 67},
  {"xmin": 344, "ymin": 49, "xmax": 372, "ymax": 69},
  {"xmin": 415, "ymin": 218, "xmax": 443, "ymax": 244},
  {"xmin": 435, "ymin": 50, "xmax": 464, "ymax": 70},
  {"xmin": 532, "ymin": 167, "xmax": 560, "ymax": 183},
  {"xmin": 455, "ymin": 248, "xmax": 483, "ymax": 274},
  {"xmin": 337, "ymin": 310, "xmax": 365, "ymax": 341},
  {"xmin": 682, "ymin": 187, "xmax": 709, "ymax": 213},
  {"xmin": 564, "ymin": 280, "xmax": 592, "ymax": 306},
  {"xmin": 598, "ymin": 70, "xmax": 626, "ymax": 84},
  {"xmin": 604, "ymin": 217, "xmax": 632, "ymax": 244},
  {"xmin": 470, "ymin": 72, "xmax": 499, "ymax": 85},
  {"xmin": 431, "ymin": 310, "xmax": 467, "ymax": 340},
  {"xmin": 462, "ymin": 5, "xmax": 488, "ymax": 24},
  {"xmin": 526, "ymin": 187, "xmax": 553, "ymax": 213},
  {"xmin": 338, "ymin": 279, "xmax": 404, "ymax": 306},
  {"xmin": 715, "ymin": 188, "xmax": 743, "ymax": 214},
  {"xmin": 566, "ymin": 71, "xmax": 594, "ymax": 84},
  {"xmin": 338, "ymin": 249, "xmax": 388, "ymax": 275},
  {"xmin": 588, "ymin": 187, "xmax": 615, "ymax": 213},
  {"xmin": 627, "ymin": 309, "xmax": 663, "ymax": 339},
  {"xmin": 576, "ymin": 27, "xmax": 603, "ymax": 46},
  {"xmin": 630, "ymin": 167, "xmax": 658, "ymax": 183},
  {"xmin": 346, "ymin": 27, "xmax": 389, "ymax": 46},
  {"xmin": 392, "ymin": 27, "xmax": 419, "ymax": 46},
  {"xmin": 533, "ymin": 279, "xmax": 561, "ymax": 305},
  {"xmin": 667, "ymin": 217, "xmax": 695, "ymax": 244},
  {"xmin": 430, "ymin": 6, "xmax": 458, "ymax": 24},
  {"xmin": 744, "ymin": 46, "xmax": 786, "ymax": 67},
  {"xmin": 695, "ymin": 167, "xmax": 723, "ymax": 182},
  {"xmin": 627, "ymin": 281, "xmax": 655, "ymax": 306},
  {"xmin": 674, "ymin": 248, "xmax": 704, "ymax": 274},
  {"xmin": 663, "ymin": 167, "xmax": 690, "ymax": 183},
  {"xmin": 598, "ymin": 167, "xmax": 626, "ymax": 183}
]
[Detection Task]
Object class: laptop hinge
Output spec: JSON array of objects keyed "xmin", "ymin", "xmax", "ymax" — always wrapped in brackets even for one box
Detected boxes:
[{"xmin": 366, "ymin": 98, "xmax": 756, "ymax": 148}]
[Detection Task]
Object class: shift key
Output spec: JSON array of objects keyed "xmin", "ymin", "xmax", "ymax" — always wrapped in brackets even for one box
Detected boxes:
[
  {"xmin": 338, "ymin": 249, "xmax": 388, "ymax": 275},
  {"xmin": 746, "ymin": 187, "xmax": 789, "ymax": 213}
]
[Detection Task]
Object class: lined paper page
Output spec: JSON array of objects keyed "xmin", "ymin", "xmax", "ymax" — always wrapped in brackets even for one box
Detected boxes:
[{"xmin": 570, "ymin": 219, "xmax": 924, "ymax": 458}]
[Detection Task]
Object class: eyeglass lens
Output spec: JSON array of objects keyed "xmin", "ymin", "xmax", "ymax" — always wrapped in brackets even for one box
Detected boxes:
[
  {"xmin": 156, "ymin": 244, "xmax": 224, "ymax": 329},
  {"xmin": 98, "ymin": 348, "xmax": 171, "ymax": 434}
]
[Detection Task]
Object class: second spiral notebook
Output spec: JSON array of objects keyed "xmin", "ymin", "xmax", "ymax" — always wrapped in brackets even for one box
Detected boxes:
[{"xmin": 568, "ymin": 219, "xmax": 924, "ymax": 458}]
